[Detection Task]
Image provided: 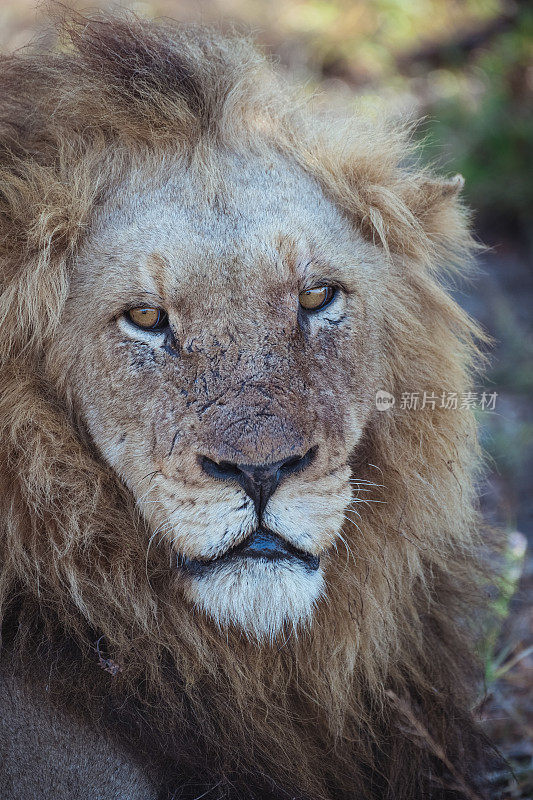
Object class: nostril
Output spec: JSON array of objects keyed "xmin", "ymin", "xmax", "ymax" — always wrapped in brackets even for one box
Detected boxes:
[
  {"xmin": 200, "ymin": 456, "xmax": 241, "ymax": 482},
  {"xmin": 277, "ymin": 446, "xmax": 318, "ymax": 479},
  {"xmin": 283, "ymin": 456, "xmax": 302, "ymax": 471}
]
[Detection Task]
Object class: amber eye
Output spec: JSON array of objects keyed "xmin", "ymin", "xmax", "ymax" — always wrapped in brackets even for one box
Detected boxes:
[
  {"xmin": 298, "ymin": 286, "xmax": 336, "ymax": 311},
  {"xmin": 126, "ymin": 307, "xmax": 168, "ymax": 331}
]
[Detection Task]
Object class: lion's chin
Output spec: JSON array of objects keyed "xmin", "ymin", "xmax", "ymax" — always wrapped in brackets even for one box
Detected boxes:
[{"xmin": 183, "ymin": 559, "xmax": 325, "ymax": 642}]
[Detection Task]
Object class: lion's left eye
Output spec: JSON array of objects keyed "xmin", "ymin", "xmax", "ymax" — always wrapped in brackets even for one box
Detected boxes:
[
  {"xmin": 125, "ymin": 307, "xmax": 168, "ymax": 331},
  {"xmin": 298, "ymin": 286, "xmax": 336, "ymax": 311}
]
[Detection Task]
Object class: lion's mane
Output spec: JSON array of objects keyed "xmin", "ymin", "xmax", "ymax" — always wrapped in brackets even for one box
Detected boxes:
[{"xmin": 0, "ymin": 10, "xmax": 499, "ymax": 799}]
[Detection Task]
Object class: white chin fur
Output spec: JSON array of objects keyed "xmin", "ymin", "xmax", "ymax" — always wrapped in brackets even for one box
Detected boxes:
[{"xmin": 185, "ymin": 558, "xmax": 325, "ymax": 642}]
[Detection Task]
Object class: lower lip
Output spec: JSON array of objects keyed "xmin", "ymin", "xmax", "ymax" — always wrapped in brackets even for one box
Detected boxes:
[{"xmin": 180, "ymin": 528, "xmax": 320, "ymax": 574}]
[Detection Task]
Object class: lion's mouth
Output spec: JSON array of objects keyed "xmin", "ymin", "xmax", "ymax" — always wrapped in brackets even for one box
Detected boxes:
[{"xmin": 180, "ymin": 528, "xmax": 320, "ymax": 574}]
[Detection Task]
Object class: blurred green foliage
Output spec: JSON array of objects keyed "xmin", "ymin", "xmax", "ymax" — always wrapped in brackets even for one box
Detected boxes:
[
  {"xmin": 420, "ymin": 7, "xmax": 533, "ymax": 242},
  {"xmin": 482, "ymin": 531, "xmax": 526, "ymax": 685}
]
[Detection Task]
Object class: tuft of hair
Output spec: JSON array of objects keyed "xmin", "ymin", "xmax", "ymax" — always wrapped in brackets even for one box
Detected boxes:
[
  {"xmin": 187, "ymin": 559, "xmax": 325, "ymax": 643},
  {"xmin": 0, "ymin": 8, "xmax": 501, "ymax": 800}
]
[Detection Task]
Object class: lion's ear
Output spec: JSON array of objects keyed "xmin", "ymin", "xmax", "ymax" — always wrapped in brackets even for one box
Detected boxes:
[
  {"xmin": 413, "ymin": 173, "xmax": 465, "ymax": 207},
  {"xmin": 445, "ymin": 173, "xmax": 465, "ymax": 195},
  {"xmin": 401, "ymin": 172, "xmax": 465, "ymax": 218},
  {"xmin": 394, "ymin": 172, "xmax": 471, "ymax": 264},
  {"xmin": 422, "ymin": 173, "xmax": 465, "ymax": 198}
]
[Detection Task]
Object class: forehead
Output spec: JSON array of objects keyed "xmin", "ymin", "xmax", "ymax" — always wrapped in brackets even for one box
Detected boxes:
[{"xmin": 79, "ymin": 150, "xmax": 377, "ymax": 297}]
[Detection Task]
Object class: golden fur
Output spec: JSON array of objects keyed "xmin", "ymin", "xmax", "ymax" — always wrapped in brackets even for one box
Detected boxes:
[{"xmin": 0, "ymin": 9, "xmax": 500, "ymax": 799}]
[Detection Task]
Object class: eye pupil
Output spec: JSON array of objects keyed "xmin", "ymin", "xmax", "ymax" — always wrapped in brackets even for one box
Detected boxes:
[
  {"xmin": 298, "ymin": 286, "xmax": 335, "ymax": 311},
  {"xmin": 126, "ymin": 307, "xmax": 168, "ymax": 330}
]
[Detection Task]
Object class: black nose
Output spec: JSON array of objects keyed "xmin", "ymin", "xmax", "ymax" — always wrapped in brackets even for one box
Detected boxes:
[{"xmin": 200, "ymin": 446, "xmax": 317, "ymax": 517}]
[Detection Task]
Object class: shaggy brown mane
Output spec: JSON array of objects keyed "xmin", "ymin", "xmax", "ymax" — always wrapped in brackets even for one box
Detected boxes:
[{"xmin": 0, "ymin": 9, "xmax": 501, "ymax": 799}]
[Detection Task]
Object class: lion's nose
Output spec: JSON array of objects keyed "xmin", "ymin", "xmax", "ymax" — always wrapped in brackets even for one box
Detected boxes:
[{"xmin": 200, "ymin": 447, "xmax": 317, "ymax": 517}]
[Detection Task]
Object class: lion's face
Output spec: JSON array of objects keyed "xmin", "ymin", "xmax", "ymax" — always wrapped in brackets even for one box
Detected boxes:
[{"xmin": 52, "ymin": 151, "xmax": 385, "ymax": 639}]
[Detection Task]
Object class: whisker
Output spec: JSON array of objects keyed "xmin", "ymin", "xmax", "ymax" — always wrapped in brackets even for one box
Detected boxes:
[
  {"xmin": 335, "ymin": 529, "xmax": 356, "ymax": 569},
  {"xmin": 138, "ymin": 469, "xmax": 162, "ymax": 486},
  {"xmin": 345, "ymin": 506, "xmax": 362, "ymax": 520},
  {"xmin": 368, "ymin": 463, "xmax": 383, "ymax": 474},
  {"xmin": 135, "ymin": 484, "xmax": 161, "ymax": 505},
  {"xmin": 349, "ymin": 479, "xmax": 385, "ymax": 487},
  {"xmin": 343, "ymin": 511, "xmax": 364, "ymax": 540}
]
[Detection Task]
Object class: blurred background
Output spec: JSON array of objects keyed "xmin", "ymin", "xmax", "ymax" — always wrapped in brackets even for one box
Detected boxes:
[{"xmin": 1, "ymin": 1, "xmax": 531, "ymax": 796}]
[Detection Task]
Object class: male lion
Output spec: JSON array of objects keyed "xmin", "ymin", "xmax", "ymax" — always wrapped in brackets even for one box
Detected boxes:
[{"xmin": 0, "ymin": 10, "xmax": 501, "ymax": 800}]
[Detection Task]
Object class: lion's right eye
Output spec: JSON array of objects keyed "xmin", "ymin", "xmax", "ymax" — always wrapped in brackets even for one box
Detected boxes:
[{"xmin": 125, "ymin": 307, "xmax": 168, "ymax": 331}]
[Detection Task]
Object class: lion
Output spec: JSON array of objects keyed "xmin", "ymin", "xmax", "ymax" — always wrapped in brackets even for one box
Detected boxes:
[{"xmin": 0, "ymin": 10, "xmax": 502, "ymax": 800}]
